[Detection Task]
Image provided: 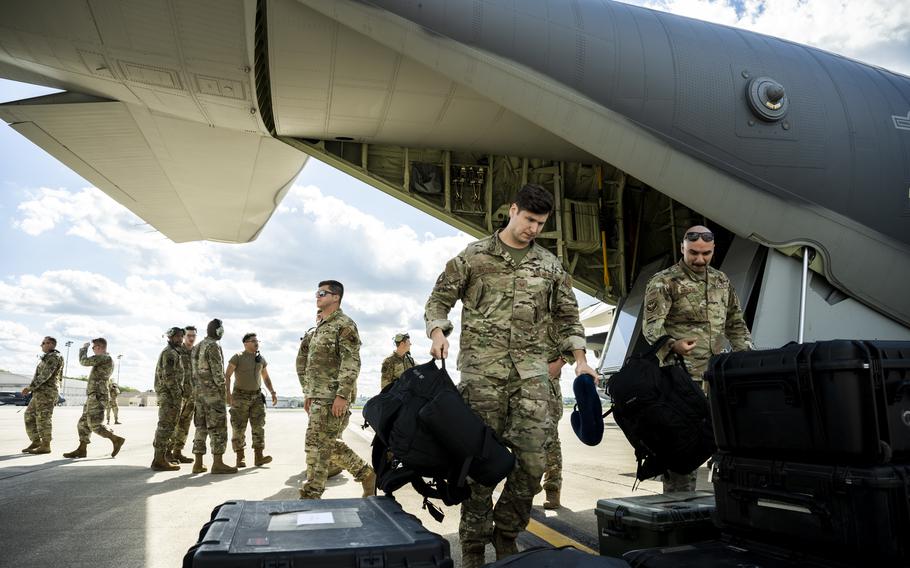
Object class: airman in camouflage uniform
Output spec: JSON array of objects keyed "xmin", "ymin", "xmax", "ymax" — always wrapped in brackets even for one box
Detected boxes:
[
  {"xmin": 64, "ymin": 338, "xmax": 125, "ymax": 459},
  {"xmin": 297, "ymin": 313, "xmax": 347, "ymax": 478},
  {"xmin": 191, "ymin": 319, "xmax": 237, "ymax": 475},
  {"xmin": 151, "ymin": 327, "xmax": 185, "ymax": 471},
  {"xmin": 643, "ymin": 225, "xmax": 753, "ymax": 492},
  {"xmin": 299, "ymin": 280, "xmax": 376, "ymax": 499},
  {"xmin": 106, "ymin": 382, "xmax": 121, "ymax": 425},
  {"xmin": 22, "ymin": 336, "xmax": 64, "ymax": 454},
  {"xmin": 425, "ymin": 185, "xmax": 595, "ymax": 567},
  {"xmin": 226, "ymin": 332, "xmax": 278, "ymax": 468},
  {"xmin": 379, "ymin": 333, "xmax": 415, "ymax": 389},
  {"xmin": 170, "ymin": 325, "xmax": 198, "ymax": 464}
]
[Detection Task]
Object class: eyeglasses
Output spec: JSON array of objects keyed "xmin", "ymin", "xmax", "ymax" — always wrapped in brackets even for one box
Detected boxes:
[
  {"xmin": 315, "ymin": 290, "xmax": 338, "ymax": 298},
  {"xmin": 244, "ymin": 339, "xmax": 259, "ymax": 344},
  {"xmin": 684, "ymin": 231, "xmax": 714, "ymax": 243}
]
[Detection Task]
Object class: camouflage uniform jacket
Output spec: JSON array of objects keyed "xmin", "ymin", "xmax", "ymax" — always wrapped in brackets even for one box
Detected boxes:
[
  {"xmin": 30, "ymin": 350, "xmax": 63, "ymax": 392},
  {"xmin": 79, "ymin": 346, "xmax": 113, "ymax": 403},
  {"xmin": 155, "ymin": 344, "xmax": 185, "ymax": 398},
  {"xmin": 296, "ymin": 327, "xmax": 316, "ymax": 393},
  {"xmin": 109, "ymin": 382, "xmax": 121, "ymax": 398},
  {"xmin": 643, "ymin": 260, "xmax": 753, "ymax": 379},
  {"xmin": 194, "ymin": 337, "xmax": 225, "ymax": 388},
  {"xmin": 380, "ymin": 351, "xmax": 415, "ymax": 389},
  {"xmin": 303, "ymin": 309, "xmax": 361, "ymax": 401},
  {"xmin": 425, "ymin": 230, "xmax": 586, "ymax": 379},
  {"xmin": 178, "ymin": 345, "xmax": 194, "ymax": 393}
]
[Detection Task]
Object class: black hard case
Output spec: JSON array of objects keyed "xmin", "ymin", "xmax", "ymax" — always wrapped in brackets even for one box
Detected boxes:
[
  {"xmin": 705, "ymin": 340, "xmax": 910, "ymax": 463},
  {"xmin": 595, "ymin": 491, "xmax": 718, "ymax": 557},
  {"xmin": 712, "ymin": 453, "xmax": 910, "ymax": 565},
  {"xmin": 184, "ymin": 497, "xmax": 453, "ymax": 568},
  {"xmin": 622, "ymin": 537, "xmax": 857, "ymax": 567}
]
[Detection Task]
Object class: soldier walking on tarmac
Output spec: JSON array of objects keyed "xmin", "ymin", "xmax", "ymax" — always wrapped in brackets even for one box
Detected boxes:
[
  {"xmin": 298, "ymin": 280, "xmax": 376, "ymax": 499},
  {"xmin": 225, "ymin": 332, "xmax": 277, "ymax": 468},
  {"xmin": 151, "ymin": 327, "xmax": 185, "ymax": 471},
  {"xmin": 425, "ymin": 184, "xmax": 594, "ymax": 567},
  {"xmin": 191, "ymin": 319, "xmax": 237, "ymax": 475},
  {"xmin": 170, "ymin": 325, "xmax": 198, "ymax": 464},
  {"xmin": 64, "ymin": 338, "xmax": 125, "ymax": 459},
  {"xmin": 22, "ymin": 336, "xmax": 64, "ymax": 454}
]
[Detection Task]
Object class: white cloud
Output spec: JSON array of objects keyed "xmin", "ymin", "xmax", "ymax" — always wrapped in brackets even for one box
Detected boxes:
[
  {"xmin": 3, "ymin": 182, "xmax": 474, "ymax": 396},
  {"xmin": 628, "ymin": 0, "xmax": 910, "ymax": 74}
]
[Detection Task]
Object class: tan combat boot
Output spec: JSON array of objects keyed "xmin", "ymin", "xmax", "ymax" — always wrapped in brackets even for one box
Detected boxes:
[
  {"xmin": 164, "ymin": 450, "xmax": 180, "ymax": 465},
  {"xmin": 192, "ymin": 454, "xmax": 207, "ymax": 474},
  {"xmin": 63, "ymin": 442, "xmax": 88, "ymax": 458},
  {"xmin": 211, "ymin": 454, "xmax": 238, "ymax": 474},
  {"xmin": 110, "ymin": 435, "xmax": 126, "ymax": 457},
  {"xmin": 235, "ymin": 449, "xmax": 246, "ymax": 468},
  {"xmin": 254, "ymin": 448, "xmax": 272, "ymax": 466},
  {"xmin": 172, "ymin": 449, "xmax": 193, "ymax": 464},
  {"xmin": 151, "ymin": 449, "xmax": 180, "ymax": 471},
  {"xmin": 22, "ymin": 440, "xmax": 39, "ymax": 453},
  {"xmin": 543, "ymin": 488, "xmax": 561, "ymax": 510},
  {"xmin": 461, "ymin": 544, "xmax": 486, "ymax": 568},
  {"xmin": 492, "ymin": 528, "xmax": 518, "ymax": 560},
  {"xmin": 32, "ymin": 441, "xmax": 51, "ymax": 454},
  {"xmin": 359, "ymin": 466, "xmax": 376, "ymax": 497}
]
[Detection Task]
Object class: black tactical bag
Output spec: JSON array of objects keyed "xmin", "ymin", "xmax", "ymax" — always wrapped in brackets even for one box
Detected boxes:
[
  {"xmin": 606, "ymin": 336, "xmax": 715, "ymax": 481},
  {"xmin": 363, "ymin": 359, "xmax": 515, "ymax": 520}
]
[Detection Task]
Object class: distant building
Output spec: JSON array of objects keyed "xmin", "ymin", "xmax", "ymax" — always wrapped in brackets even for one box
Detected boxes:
[
  {"xmin": 121, "ymin": 391, "xmax": 157, "ymax": 407},
  {"xmin": 0, "ymin": 369, "xmax": 87, "ymax": 406}
]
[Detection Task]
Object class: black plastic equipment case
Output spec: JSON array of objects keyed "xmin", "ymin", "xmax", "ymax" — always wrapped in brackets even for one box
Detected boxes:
[
  {"xmin": 183, "ymin": 497, "xmax": 453, "ymax": 568},
  {"xmin": 622, "ymin": 537, "xmax": 859, "ymax": 567},
  {"xmin": 712, "ymin": 453, "xmax": 910, "ymax": 565},
  {"xmin": 595, "ymin": 491, "xmax": 718, "ymax": 557},
  {"xmin": 705, "ymin": 340, "xmax": 910, "ymax": 463}
]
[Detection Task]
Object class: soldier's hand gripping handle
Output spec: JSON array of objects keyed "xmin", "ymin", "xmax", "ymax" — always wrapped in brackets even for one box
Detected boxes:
[{"xmin": 429, "ymin": 328, "xmax": 448, "ymax": 360}]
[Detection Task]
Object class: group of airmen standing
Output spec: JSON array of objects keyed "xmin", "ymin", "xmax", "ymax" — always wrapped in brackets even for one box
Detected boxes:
[{"xmin": 18, "ymin": 183, "xmax": 753, "ymax": 567}]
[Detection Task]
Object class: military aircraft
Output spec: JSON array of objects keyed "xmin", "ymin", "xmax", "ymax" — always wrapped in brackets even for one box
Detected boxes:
[{"xmin": 1, "ymin": 0, "xmax": 908, "ymax": 357}]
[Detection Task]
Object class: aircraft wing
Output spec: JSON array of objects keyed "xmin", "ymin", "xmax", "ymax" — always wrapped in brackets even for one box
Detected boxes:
[{"xmin": 0, "ymin": 91, "xmax": 305, "ymax": 243}]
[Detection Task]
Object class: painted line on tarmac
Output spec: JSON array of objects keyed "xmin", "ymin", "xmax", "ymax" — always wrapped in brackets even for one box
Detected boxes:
[{"xmin": 525, "ymin": 517, "xmax": 598, "ymax": 554}]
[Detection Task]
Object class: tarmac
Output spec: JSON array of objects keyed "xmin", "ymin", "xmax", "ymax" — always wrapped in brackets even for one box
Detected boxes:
[{"xmin": 0, "ymin": 405, "xmax": 712, "ymax": 567}]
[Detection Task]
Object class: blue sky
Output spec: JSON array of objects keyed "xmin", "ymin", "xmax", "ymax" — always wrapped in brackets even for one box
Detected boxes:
[{"xmin": 1, "ymin": 0, "xmax": 908, "ymax": 396}]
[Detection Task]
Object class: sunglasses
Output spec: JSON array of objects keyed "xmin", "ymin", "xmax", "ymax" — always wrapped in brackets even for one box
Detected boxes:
[
  {"xmin": 684, "ymin": 231, "xmax": 714, "ymax": 242},
  {"xmin": 315, "ymin": 290, "xmax": 338, "ymax": 298}
]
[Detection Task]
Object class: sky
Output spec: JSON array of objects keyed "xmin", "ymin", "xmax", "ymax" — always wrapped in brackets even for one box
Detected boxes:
[{"xmin": 1, "ymin": 0, "xmax": 908, "ymax": 397}]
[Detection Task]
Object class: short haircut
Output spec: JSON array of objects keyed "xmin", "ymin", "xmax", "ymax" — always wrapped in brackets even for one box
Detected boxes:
[
  {"xmin": 92, "ymin": 337, "xmax": 107, "ymax": 348},
  {"xmin": 44, "ymin": 336, "xmax": 57, "ymax": 347},
  {"xmin": 514, "ymin": 184, "xmax": 554, "ymax": 215},
  {"xmin": 318, "ymin": 279, "xmax": 345, "ymax": 301},
  {"xmin": 184, "ymin": 326, "xmax": 197, "ymax": 332},
  {"xmin": 242, "ymin": 332, "xmax": 257, "ymax": 343}
]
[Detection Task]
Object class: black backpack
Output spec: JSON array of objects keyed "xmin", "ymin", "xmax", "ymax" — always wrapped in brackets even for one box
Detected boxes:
[
  {"xmin": 606, "ymin": 336, "xmax": 715, "ymax": 481},
  {"xmin": 363, "ymin": 359, "xmax": 515, "ymax": 520}
]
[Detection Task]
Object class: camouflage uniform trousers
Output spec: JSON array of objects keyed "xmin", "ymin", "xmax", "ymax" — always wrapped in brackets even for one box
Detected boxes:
[
  {"xmin": 327, "ymin": 407, "xmax": 366, "ymax": 475},
  {"xmin": 105, "ymin": 397, "xmax": 119, "ymax": 423},
  {"xmin": 172, "ymin": 386, "xmax": 195, "ymax": 452},
  {"xmin": 230, "ymin": 388, "xmax": 267, "ymax": 451},
  {"xmin": 192, "ymin": 378, "xmax": 228, "ymax": 455},
  {"xmin": 77, "ymin": 394, "xmax": 115, "ymax": 443},
  {"xmin": 24, "ymin": 388, "xmax": 58, "ymax": 443},
  {"xmin": 541, "ymin": 375, "xmax": 563, "ymax": 493},
  {"xmin": 300, "ymin": 399, "xmax": 369, "ymax": 499},
  {"xmin": 458, "ymin": 367, "xmax": 551, "ymax": 548},
  {"xmin": 153, "ymin": 389, "xmax": 183, "ymax": 450}
]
